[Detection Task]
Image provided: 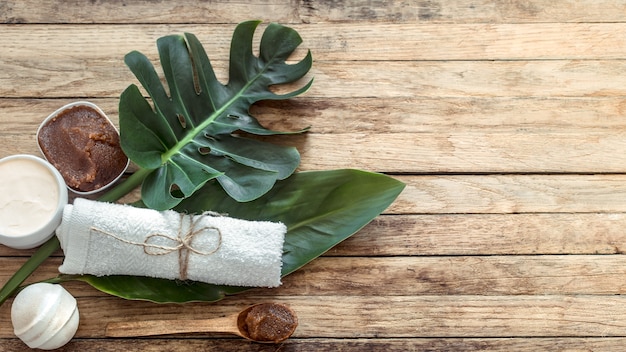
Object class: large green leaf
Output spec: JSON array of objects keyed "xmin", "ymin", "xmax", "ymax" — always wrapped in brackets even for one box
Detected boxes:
[
  {"xmin": 62, "ymin": 170, "xmax": 405, "ymax": 303},
  {"xmin": 119, "ymin": 20, "xmax": 313, "ymax": 210}
]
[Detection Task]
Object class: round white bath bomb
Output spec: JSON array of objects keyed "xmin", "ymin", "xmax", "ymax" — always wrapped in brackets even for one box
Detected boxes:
[{"xmin": 11, "ymin": 283, "xmax": 79, "ymax": 350}]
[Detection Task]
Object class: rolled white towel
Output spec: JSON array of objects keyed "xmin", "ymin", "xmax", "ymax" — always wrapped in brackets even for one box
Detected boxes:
[{"xmin": 56, "ymin": 198, "xmax": 286, "ymax": 287}]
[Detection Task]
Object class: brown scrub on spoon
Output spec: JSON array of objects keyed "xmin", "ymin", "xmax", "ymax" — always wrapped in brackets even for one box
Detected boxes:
[{"xmin": 239, "ymin": 303, "xmax": 299, "ymax": 343}]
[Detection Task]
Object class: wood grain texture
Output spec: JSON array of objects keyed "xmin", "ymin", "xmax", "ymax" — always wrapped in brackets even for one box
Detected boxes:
[
  {"xmin": 4, "ymin": 24, "xmax": 626, "ymax": 100},
  {"xmin": 4, "ymin": 295, "xmax": 626, "ymax": 338},
  {"xmin": 2, "ymin": 0, "xmax": 626, "ymax": 24},
  {"xmin": 392, "ymin": 175, "xmax": 626, "ymax": 213},
  {"xmin": 332, "ymin": 213, "xmax": 626, "ymax": 256},
  {"xmin": 6, "ymin": 254, "xmax": 626, "ymax": 298},
  {"xmin": 289, "ymin": 132, "xmax": 626, "ymax": 172},
  {"xmin": 5, "ymin": 59, "xmax": 626, "ymax": 99},
  {"xmin": 4, "ymin": 213, "xmax": 626, "ymax": 257},
  {"xmin": 6, "ymin": 23, "xmax": 626, "ymax": 61},
  {"xmin": 8, "ymin": 131, "xmax": 626, "ymax": 172},
  {"xmin": 5, "ymin": 96, "xmax": 626, "ymax": 174},
  {"xmin": 4, "ymin": 337, "xmax": 626, "ymax": 352},
  {"xmin": 3, "ymin": 96, "xmax": 626, "ymax": 134},
  {"xmin": 2, "ymin": 0, "xmax": 626, "ymax": 350}
]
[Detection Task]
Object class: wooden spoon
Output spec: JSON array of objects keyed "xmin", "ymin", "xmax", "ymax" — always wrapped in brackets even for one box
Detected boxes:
[{"xmin": 105, "ymin": 302, "xmax": 298, "ymax": 343}]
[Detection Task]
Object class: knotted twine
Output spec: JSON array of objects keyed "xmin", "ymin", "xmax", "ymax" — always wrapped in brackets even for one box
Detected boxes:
[{"xmin": 89, "ymin": 212, "xmax": 222, "ymax": 281}]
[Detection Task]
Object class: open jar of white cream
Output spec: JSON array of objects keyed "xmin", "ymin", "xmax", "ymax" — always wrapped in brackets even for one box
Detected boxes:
[{"xmin": 0, "ymin": 154, "xmax": 68, "ymax": 249}]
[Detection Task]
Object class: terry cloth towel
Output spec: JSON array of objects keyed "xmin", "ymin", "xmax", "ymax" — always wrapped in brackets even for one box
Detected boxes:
[{"xmin": 56, "ymin": 198, "xmax": 286, "ymax": 287}]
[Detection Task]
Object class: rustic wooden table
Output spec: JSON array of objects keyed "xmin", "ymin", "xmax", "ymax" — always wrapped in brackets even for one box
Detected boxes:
[{"xmin": 3, "ymin": 0, "xmax": 626, "ymax": 350}]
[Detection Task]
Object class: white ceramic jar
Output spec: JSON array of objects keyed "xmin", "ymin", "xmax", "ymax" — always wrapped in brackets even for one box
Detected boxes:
[{"xmin": 0, "ymin": 154, "xmax": 68, "ymax": 249}]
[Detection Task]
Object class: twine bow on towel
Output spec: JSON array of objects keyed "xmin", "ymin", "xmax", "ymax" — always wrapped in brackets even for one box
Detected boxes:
[{"xmin": 90, "ymin": 212, "xmax": 222, "ymax": 281}]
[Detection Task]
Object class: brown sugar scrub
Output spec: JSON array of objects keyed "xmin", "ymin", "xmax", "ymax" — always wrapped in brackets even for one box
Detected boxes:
[
  {"xmin": 105, "ymin": 302, "xmax": 297, "ymax": 343},
  {"xmin": 239, "ymin": 303, "xmax": 298, "ymax": 343},
  {"xmin": 37, "ymin": 102, "xmax": 128, "ymax": 194}
]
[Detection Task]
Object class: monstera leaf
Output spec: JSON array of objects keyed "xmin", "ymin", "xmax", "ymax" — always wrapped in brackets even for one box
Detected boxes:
[
  {"xmin": 119, "ymin": 20, "xmax": 313, "ymax": 210},
  {"xmin": 59, "ymin": 170, "xmax": 405, "ymax": 303}
]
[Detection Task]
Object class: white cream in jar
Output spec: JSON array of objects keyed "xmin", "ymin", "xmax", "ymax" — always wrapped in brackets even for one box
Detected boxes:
[{"xmin": 0, "ymin": 155, "xmax": 67, "ymax": 248}]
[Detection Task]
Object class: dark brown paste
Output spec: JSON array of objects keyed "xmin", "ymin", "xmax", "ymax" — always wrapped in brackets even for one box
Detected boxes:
[
  {"xmin": 37, "ymin": 104, "xmax": 128, "ymax": 192},
  {"xmin": 240, "ymin": 303, "xmax": 298, "ymax": 343}
]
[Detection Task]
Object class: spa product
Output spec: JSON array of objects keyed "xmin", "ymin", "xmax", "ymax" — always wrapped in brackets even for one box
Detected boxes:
[
  {"xmin": 11, "ymin": 283, "xmax": 79, "ymax": 350},
  {"xmin": 37, "ymin": 101, "xmax": 129, "ymax": 194},
  {"xmin": 106, "ymin": 302, "xmax": 297, "ymax": 343},
  {"xmin": 241, "ymin": 303, "xmax": 298, "ymax": 343},
  {"xmin": 56, "ymin": 198, "xmax": 286, "ymax": 287},
  {"xmin": 0, "ymin": 155, "xmax": 68, "ymax": 249}
]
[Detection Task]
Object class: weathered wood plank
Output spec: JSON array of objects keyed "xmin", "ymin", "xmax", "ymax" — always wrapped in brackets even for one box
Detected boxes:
[
  {"xmin": 6, "ymin": 255, "xmax": 626, "ymax": 297},
  {"xmin": 332, "ymin": 213, "xmax": 626, "ymax": 256},
  {"xmin": 3, "ymin": 295, "xmax": 626, "ymax": 338},
  {"xmin": 4, "ymin": 130, "xmax": 626, "ymax": 173},
  {"xmin": 297, "ymin": 22, "xmax": 626, "ymax": 61},
  {"xmin": 2, "ymin": 175, "xmax": 626, "ymax": 218},
  {"xmin": 1, "ymin": 176, "xmax": 625, "ymax": 221},
  {"xmin": 284, "ymin": 255, "xmax": 626, "ymax": 295},
  {"xmin": 5, "ymin": 96, "xmax": 626, "ymax": 174},
  {"xmin": 8, "ymin": 96, "xmax": 626, "ymax": 135},
  {"xmin": 5, "ymin": 213, "xmax": 626, "ymax": 257},
  {"xmin": 2, "ymin": 24, "xmax": 626, "ymax": 100},
  {"xmin": 3, "ymin": 0, "xmax": 626, "ymax": 24},
  {"xmin": 303, "ymin": 0, "xmax": 626, "ymax": 24},
  {"xmin": 4, "ymin": 22, "xmax": 626, "ymax": 69},
  {"xmin": 393, "ymin": 175, "xmax": 626, "ymax": 214},
  {"xmin": 0, "ymin": 0, "xmax": 301, "ymax": 24},
  {"xmin": 290, "ymin": 132, "xmax": 626, "ymax": 173},
  {"xmin": 230, "ymin": 60, "xmax": 626, "ymax": 99},
  {"xmin": 253, "ymin": 96, "xmax": 626, "ymax": 133},
  {"xmin": 4, "ymin": 59, "xmax": 626, "ymax": 99},
  {"xmin": 4, "ymin": 23, "xmax": 626, "ymax": 62},
  {"xmin": 5, "ymin": 337, "xmax": 626, "ymax": 352}
]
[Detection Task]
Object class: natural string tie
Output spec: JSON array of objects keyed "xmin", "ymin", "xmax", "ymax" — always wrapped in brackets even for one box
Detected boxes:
[{"xmin": 90, "ymin": 212, "xmax": 222, "ymax": 281}]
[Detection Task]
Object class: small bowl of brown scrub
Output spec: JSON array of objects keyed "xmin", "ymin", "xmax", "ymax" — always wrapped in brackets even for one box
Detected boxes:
[{"xmin": 36, "ymin": 101, "xmax": 129, "ymax": 195}]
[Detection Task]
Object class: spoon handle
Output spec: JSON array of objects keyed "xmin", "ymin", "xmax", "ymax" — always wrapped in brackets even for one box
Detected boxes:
[{"xmin": 105, "ymin": 316, "xmax": 236, "ymax": 337}]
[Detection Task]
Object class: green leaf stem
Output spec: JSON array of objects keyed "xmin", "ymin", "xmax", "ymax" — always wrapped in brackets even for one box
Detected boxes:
[{"xmin": 0, "ymin": 237, "xmax": 60, "ymax": 304}]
